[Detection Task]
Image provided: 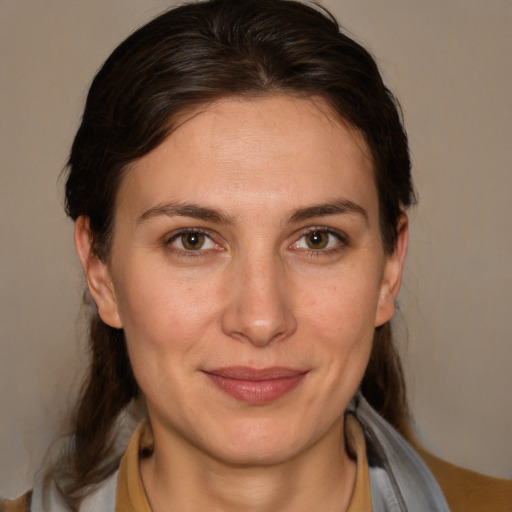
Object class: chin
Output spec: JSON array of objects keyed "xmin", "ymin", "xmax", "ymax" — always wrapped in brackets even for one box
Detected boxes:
[
  {"xmin": 199, "ymin": 417, "xmax": 324, "ymax": 467},
  {"xmin": 211, "ymin": 439, "xmax": 304, "ymax": 467}
]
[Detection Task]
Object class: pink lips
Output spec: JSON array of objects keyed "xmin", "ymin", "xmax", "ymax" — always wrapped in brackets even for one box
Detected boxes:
[{"xmin": 204, "ymin": 367, "xmax": 308, "ymax": 404}]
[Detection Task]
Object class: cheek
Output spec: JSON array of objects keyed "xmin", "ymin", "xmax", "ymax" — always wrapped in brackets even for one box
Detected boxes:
[
  {"xmin": 294, "ymin": 262, "xmax": 381, "ymax": 386},
  {"xmin": 113, "ymin": 262, "xmax": 224, "ymax": 354},
  {"xmin": 113, "ymin": 268, "xmax": 225, "ymax": 403},
  {"xmin": 297, "ymin": 263, "xmax": 383, "ymax": 335}
]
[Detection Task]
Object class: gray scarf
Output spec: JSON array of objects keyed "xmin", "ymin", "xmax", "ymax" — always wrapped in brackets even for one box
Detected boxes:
[
  {"xmin": 352, "ymin": 393, "xmax": 451, "ymax": 511},
  {"xmin": 31, "ymin": 395, "xmax": 451, "ymax": 511}
]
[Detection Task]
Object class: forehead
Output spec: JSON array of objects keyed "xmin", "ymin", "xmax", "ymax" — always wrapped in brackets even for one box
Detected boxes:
[
  {"xmin": 117, "ymin": 95, "xmax": 377, "ymax": 220},
  {"xmin": 168, "ymin": 95, "xmax": 371, "ymax": 167}
]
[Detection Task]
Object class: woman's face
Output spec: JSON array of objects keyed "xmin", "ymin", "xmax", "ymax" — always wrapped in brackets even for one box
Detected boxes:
[{"xmin": 80, "ymin": 95, "xmax": 406, "ymax": 466}]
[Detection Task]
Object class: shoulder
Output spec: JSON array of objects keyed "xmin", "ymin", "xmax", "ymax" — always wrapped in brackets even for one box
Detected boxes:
[
  {"xmin": 411, "ymin": 440, "xmax": 512, "ymax": 512},
  {"xmin": 0, "ymin": 491, "xmax": 32, "ymax": 512},
  {"xmin": 1, "ymin": 469, "xmax": 118, "ymax": 512}
]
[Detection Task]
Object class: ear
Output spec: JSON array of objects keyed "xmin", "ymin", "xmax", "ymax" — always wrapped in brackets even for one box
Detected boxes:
[
  {"xmin": 74, "ymin": 216, "xmax": 123, "ymax": 329},
  {"xmin": 375, "ymin": 214, "xmax": 408, "ymax": 327}
]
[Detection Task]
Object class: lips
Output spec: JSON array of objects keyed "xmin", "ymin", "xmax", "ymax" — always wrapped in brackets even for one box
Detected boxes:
[{"xmin": 203, "ymin": 366, "xmax": 308, "ymax": 404}]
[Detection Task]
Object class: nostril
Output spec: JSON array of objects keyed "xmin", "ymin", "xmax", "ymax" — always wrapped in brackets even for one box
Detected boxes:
[
  {"xmin": 221, "ymin": 290, "xmax": 297, "ymax": 347},
  {"xmin": 220, "ymin": 257, "xmax": 297, "ymax": 346}
]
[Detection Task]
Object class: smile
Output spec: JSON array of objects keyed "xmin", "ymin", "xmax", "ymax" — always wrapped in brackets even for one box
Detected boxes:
[{"xmin": 203, "ymin": 367, "xmax": 308, "ymax": 404}]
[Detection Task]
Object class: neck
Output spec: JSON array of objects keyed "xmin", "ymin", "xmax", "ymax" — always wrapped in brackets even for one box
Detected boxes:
[{"xmin": 140, "ymin": 418, "xmax": 357, "ymax": 512}]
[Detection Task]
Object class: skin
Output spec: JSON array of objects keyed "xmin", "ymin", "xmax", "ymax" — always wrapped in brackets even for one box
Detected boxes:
[{"xmin": 75, "ymin": 95, "xmax": 408, "ymax": 512}]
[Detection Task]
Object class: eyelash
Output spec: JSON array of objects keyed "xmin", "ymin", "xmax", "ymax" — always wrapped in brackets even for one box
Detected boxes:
[
  {"xmin": 164, "ymin": 228, "xmax": 220, "ymax": 259},
  {"xmin": 291, "ymin": 227, "xmax": 349, "ymax": 258},
  {"xmin": 164, "ymin": 226, "xmax": 349, "ymax": 259}
]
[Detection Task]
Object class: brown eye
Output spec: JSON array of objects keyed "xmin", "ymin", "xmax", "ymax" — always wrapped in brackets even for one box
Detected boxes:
[
  {"xmin": 167, "ymin": 230, "xmax": 218, "ymax": 254},
  {"xmin": 181, "ymin": 232, "xmax": 205, "ymax": 250},
  {"xmin": 290, "ymin": 229, "xmax": 344, "ymax": 254},
  {"xmin": 305, "ymin": 230, "xmax": 329, "ymax": 249}
]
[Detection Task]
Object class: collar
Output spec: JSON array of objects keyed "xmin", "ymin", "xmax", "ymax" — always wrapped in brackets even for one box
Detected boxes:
[{"xmin": 115, "ymin": 415, "xmax": 372, "ymax": 512}]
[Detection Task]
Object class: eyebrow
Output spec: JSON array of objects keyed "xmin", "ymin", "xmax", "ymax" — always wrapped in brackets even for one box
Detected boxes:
[
  {"xmin": 138, "ymin": 198, "xmax": 368, "ymax": 226},
  {"xmin": 138, "ymin": 201, "xmax": 235, "ymax": 225},
  {"xmin": 288, "ymin": 199, "xmax": 369, "ymax": 224}
]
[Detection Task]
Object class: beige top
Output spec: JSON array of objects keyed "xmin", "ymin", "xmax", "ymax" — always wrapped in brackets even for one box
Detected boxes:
[{"xmin": 115, "ymin": 414, "xmax": 372, "ymax": 512}]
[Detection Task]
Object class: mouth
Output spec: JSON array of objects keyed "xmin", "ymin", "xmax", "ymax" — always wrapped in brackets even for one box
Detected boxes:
[{"xmin": 202, "ymin": 366, "xmax": 308, "ymax": 404}]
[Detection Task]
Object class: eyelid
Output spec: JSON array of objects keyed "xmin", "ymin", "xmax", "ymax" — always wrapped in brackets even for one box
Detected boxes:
[
  {"xmin": 290, "ymin": 226, "xmax": 349, "ymax": 253},
  {"xmin": 165, "ymin": 227, "xmax": 223, "ymax": 255},
  {"xmin": 162, "ymin": 225, "xmax": 348, "ymax": 258}
]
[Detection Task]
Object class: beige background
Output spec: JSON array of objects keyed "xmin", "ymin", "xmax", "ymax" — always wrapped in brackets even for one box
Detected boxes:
[{"xmin": 1, "ymin": 0, "xmax": 511, "ymax": 497}]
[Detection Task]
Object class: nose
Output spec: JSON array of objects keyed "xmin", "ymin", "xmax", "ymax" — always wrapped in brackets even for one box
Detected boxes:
[{"xmin": 221, "ymin": 253, "xmax": 297, "ymax": 347}]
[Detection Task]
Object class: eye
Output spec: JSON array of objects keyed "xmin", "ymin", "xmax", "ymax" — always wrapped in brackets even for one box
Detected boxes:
[
  {"xmin": 291, "ymin": 229, "xmax": 345, "ymax": 252},
  {"xmin": 168, "ymin": 230, "xmax": 217, "ymax": 251},
  {"xmin": 304, "ymin": 231, "xmax": 330, "ymax": 249}
]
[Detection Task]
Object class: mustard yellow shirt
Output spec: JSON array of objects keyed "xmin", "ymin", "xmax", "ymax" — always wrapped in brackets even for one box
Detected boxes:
[
  {"xmin": 115, "ymin": 414, "xmax": 372, "ymax": 512},
  {"xmin": 3, "ymin": 417, "xmax": 511, "ymax": 511}
]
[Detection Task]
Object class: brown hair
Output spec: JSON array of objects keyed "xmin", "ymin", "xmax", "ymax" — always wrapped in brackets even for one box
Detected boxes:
[{"xmin": 59, "ymin": 0, "xmax": 415, "ymax": 507}]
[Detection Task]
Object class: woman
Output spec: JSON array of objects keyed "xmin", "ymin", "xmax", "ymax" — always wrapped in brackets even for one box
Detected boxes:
[{"xmin": 2, "ymin": 0, "xmax": 510, "ymax": 511}]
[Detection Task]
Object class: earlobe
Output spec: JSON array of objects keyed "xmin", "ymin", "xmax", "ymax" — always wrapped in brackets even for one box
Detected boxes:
[
  {"xmin": 74, "ymin": 217, "xmax": 123, "ymax": 329},
  {"xmin": 375, "ymin": 214, "xmax": 409, "ymax": 327}
]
